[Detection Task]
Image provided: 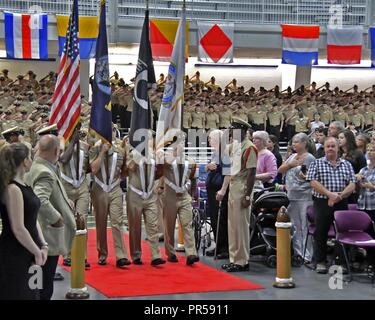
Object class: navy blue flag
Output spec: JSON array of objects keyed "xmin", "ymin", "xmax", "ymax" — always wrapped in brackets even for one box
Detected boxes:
[
  {"xmin": 129, "ymin": 9, "xmax": 156, "ymax": 156},
  {"xmin": 89, "ymin": 0, "xmax": 112, "ymax": 144},
  {"xmin": 370, "ymin": 27, "xmax": 375, "ymax": 68}
]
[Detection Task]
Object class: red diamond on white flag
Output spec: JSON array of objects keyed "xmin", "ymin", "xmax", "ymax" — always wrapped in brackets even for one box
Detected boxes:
[{"xmin": 198, "ymin": 22, "xmax": 234, "ymax": 63}]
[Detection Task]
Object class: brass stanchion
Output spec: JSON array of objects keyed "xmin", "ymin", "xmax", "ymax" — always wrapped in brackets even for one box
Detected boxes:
[
  {"xmin": 273, "ymin": 206, "xmax": 295, "ymax": 289},
  {"xmin": 66, "ymin": 229, "xmax": 90, "ymax": 299}
]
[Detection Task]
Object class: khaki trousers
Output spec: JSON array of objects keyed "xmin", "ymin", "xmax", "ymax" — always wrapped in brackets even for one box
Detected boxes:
[
  {"xmin": 62, "ymin": 181, "xmax": 90, "ymax": 259},
  {"xmin": 228, "ymin": 179, "xmax": 251, "ymax": 266},
  {"xmin": 126, "ymin": 190, "xmax": 161, "ymax": 261},
  {"xmin": 91, "ymin": 183, "xmax": 128, "ymax": 260},
  {"xmin": 163, "ymin": 187, "xmax": 197, "ymax": 257}
]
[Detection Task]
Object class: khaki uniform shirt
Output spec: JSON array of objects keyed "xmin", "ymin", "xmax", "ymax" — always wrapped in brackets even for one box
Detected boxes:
[
  {"xmin": 295, "ymin": 116, "xmax": 310, "ymax": 132},
  {"xmin": 350, "ymin": 114, "xmax": 365, "ymax": 128},
  {"xmin": 183, "ymin": 111, "xmax": 192, "ymax": 129},
  {"xmin": 319, "ymin": 108, "xmax": 334, "ymax": 125},
  {"xmin": 249, "ymin": 110, "xmax": 267, "ymax": 125},
  {"xmin": 60, "ymin": 142, "xmax": 90, "ymax": 189},
  {"xmin": 268, "ymin": 111, "xmax": 283, "ymax": 126},
  {"xmin": 205, "ymin": 112, "xmax": 219, "ymax": 129},
  {"xmin": 334, "ymin": 111, "xmax": 349, "ymax": 124},
  {"xmin": 283, "ymin": 109, "xmax": 298, "ymax": 126},
  {"xmin": 219, "ymin": 110, "xmax": 232, "ymax": 128},
  {"xmin": 191, "ymin": 112, "xmax": 205, "ymax": 128},
  {"xmin": 363, "ymin": 111, "xmax": 375, "ymax": 126},
  {"xmin": 303, "ymin": 105, "xmax": 317, "ymax": 121},
  {"xmin": 89, "ymin": 144, "xmax": 125, "ymax": 192}
]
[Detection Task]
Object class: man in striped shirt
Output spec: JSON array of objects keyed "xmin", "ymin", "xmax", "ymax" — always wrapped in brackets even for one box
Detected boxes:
[{"xmin": 306, "ymin": 137, "xmax": 356, "ymax": 274}]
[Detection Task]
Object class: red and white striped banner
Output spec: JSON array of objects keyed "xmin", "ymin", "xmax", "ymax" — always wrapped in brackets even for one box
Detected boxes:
[{"xmin": 327, "ymin": 26, "xmax": 363, "ymax": 65}]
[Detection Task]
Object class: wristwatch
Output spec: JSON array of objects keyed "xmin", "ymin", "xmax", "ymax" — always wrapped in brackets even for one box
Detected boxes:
[{"xmin": 245, "ymin": 195, "xmax": 251, "ymax": 201}]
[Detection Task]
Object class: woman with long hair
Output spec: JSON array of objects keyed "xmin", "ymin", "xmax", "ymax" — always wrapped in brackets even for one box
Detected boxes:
[
  {"xmin": 356, "ymin": 133, "xmax": 370, "ymax": 159},
  {"xmin": 0, "ymin": 143, "xmax": 48, "ymax": 300},
  {"xmin": 278, "ymin": 133, "xmax": 316, "ymax": 263},
  {"xmin": 357, "ymin": 143, "xmax": 375, "ymax": 224},
  {"xmin": 267, "ymin": 134, "xmax": 283, "ymax": 184},
  {"xmin": 338, "ymin": 129, "xmax": 367, "ymax": 174}
]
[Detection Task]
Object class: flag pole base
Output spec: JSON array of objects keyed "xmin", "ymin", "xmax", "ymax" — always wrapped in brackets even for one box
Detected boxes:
[
  {"xmin": 273, "ymin": 281, "xmax": 295, "ymax": 289},
  {"xmin": 66, "ymin": 287, "xmax": 90, "ymax": 300}
]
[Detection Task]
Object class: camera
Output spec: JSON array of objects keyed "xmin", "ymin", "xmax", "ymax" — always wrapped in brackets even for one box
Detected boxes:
[{"xmin": 301, "ymin": 164, "xmax": 307, "ymax": 175}]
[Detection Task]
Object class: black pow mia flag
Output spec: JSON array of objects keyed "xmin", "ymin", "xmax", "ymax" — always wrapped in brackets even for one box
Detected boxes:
[{"xmin": 129, "ymin": 9, "xmax": 156, "ymax": 156}]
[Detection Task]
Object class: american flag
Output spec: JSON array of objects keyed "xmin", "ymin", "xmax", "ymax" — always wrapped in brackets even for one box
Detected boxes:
[{"xmin": 49, "ymin": 0, "xmax": 81, "ymax": 142}]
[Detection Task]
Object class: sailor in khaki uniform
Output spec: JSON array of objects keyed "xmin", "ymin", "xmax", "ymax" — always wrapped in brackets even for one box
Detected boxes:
[
  {"xmin": 217, "ymin": 117, "xmax": 257, "ymax": 272},
  {"xmin": 125, "ymin": 135, "xmax": 166, "ymax": 266},
  {"xmin": 318, "ymin": 105, "xmax": 333, "ymax": 126},
  {"xmin": 267, "ymin": 103, "xmax": 284, "ymax": 141},
  {"xmin": 248, "ymin": 105, "xmax": 267, "ymax": 132},
  {"xmin": 205, "ymin": 106, "xmax": 219, "ymax": 129},
  {"xmin": 159, "ymin": 131, "xmax": 199, "ymax": 265},
  {"xmin": 218, "ymin": 105, "xmax": 232, "ymax": 129},
  {"xmin": 89, "ymin": 137, "xmax": 130, "ymax": 268},
  {"xmin": 59, "ymin": 127, "xmax": 91, "ymax": 268},
  {"xmin": 350, "ymin": 107, "xmax": 365, "ymax": 131},
  {"xmin": 191, "ymin": 106, "xmax": 205, "ymax": 130},
  {"xmin": 334, "ymin": 106, "xmax": 350, "ymax": 127}
]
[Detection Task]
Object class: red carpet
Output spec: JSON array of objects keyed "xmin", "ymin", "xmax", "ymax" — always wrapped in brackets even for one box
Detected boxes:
[{"xmin": 60, "ymin": 229, "xmax": 263, "ymax": 298}]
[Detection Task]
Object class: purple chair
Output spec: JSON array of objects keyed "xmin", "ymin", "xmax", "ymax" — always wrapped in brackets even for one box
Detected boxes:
[
  {"xmin": 348, "ymin": 203, "xmax": 358, "ymax": 211},
  {"xmin": 303, "ymin": 205, "xmax": 336, "ymax": 262},
  {"xmin": 334, "ymin": 210, "xmax": 375, "ymax": 283}
]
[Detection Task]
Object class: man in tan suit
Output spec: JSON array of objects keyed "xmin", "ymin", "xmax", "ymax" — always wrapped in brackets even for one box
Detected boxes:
[
  {"xmin": 216, "ymin": 117, "xmax": 257, "ymax": 272},
  {"xmin": 27, "ymin": 135, "xmax": 76, "ymax": 300}
]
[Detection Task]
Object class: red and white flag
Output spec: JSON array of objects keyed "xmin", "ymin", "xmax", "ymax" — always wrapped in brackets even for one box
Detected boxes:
[
  {"xmin": 327, "ymin": 26, "xmax": 363, "ymax": 64},
  {"xmin": 198, "ymin": 22, "xmax": 234, "ymax": 63}
]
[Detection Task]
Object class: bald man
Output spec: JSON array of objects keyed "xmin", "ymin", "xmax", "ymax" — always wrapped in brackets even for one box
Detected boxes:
[
  {"xmin": 306, "ymin": 137, "xmax": 356, "ymax": 274},
  {"xmin": 27, "ymin": 135, "xmax": 76, "ymax": 300}
]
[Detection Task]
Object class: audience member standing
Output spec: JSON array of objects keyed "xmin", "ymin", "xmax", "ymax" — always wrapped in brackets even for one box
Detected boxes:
[
  {"xmin": 278, "ymin": 133, "xmax": 315, "ymax": 262},
  {"xmin": 205, "ymin": 130, "xmax": 230, "ymax": 259},
  {"xmin": 0, "ymin": 143, "xmax": 48, "ymax": 300},
  {"xmin": 253, "ymin": 131, "xmax": 277, "ymax": 188},
  {"xmin": 27, "ymin": 135, "xmax": 76, "ymax": 300},
  {"xmin": 306, "ymin": 137, "xmax": 356, "ymax": 274},
  {"xmin": 267, "ymin": 134, "xmax": 283, "ymax": 184},
  {"xmin": 357, "ymin": 143, "xmax": 375, "ymax": 224}
]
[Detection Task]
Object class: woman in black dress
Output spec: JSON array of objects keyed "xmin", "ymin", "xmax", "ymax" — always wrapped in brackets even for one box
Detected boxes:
[{"xmin": 0, "ymin": 143, "xmax": 48, "ymax": 300}]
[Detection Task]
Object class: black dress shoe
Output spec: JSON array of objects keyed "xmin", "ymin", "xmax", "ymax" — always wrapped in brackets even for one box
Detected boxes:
[
  {"xmin": 226, "ymin": 263, "xmax": 249, "ymax": 273},
  {"xmin": 167, "ymin": 254, "xmax": 179, "ymax": 263},
  {"xmin": 133, "ymin": 258, "xmax": 143, "ymax": 265},
  {"xmin": 221, "ymin": 263, "xmax": 234, "ymax": 270},
  {"xmin": 205, "ymin": 248, "xmax": 215, "ymax": 257},
  {"xmin": 216, "ymin": 252, "xmax": 229, "ymax": 260},
  {"xmin": 186, "ymin": 255, "xmax": 200, "ymax": 266},
  {"xmin": 85, "ymin": 260, "xmax": 91, "ymax": 269},
  {"xmin": 151, "ymin": 258, "xmax": 166, "ymax": 266},
  {"xmin": 98, "ymin": 257, "xmax": 107, "ymax": 266},
  {"xmin": 116, "ymin": 258, "xmax": 131, "ymax": 268},
  {"xmin": 63, "ymin": 258, "xmax": 71, "ymax": 267},
  {"xmin": 53, "ymin": 272, "xmax": 64, "ymax": 281}
]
